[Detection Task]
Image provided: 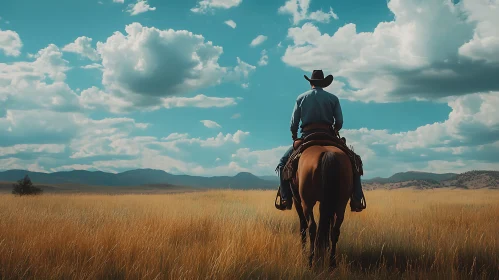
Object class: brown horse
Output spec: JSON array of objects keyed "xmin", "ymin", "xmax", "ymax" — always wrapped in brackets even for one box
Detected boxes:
[{"xmin": 291, "ymin": 145, "xmax": 353, "ymax": 268}]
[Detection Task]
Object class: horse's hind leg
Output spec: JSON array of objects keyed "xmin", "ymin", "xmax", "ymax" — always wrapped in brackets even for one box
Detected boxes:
[
  {"xmin": 302, "ymin": 202, "xmax": 317, "ymax": 268},
  {"xmin": 317, "ymin": 202, "xmax": 332, "ymax": 266},
  {"xmin": 294, "ymin": 197, "xmax": 307, "ymax": 250},
  {"xmin": 330, "ymin": 210, "xmax": 345, "ymax": 268}
]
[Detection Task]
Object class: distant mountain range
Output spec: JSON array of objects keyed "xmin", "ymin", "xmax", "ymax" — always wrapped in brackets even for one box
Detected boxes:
[
  {"xmin": 363, "ymin": 171, "xmax": 458, "ymax": 184},
  {"xmin": 0, "ymin": 169, "xmax": 277, "ymax": 190},
  {"xmin": 363, "ymin": 171, "xmax": 499, "ymax": 190},
  {"xmin": 0, "ymin": 169, "xmax": 497, "ymax": 193}
]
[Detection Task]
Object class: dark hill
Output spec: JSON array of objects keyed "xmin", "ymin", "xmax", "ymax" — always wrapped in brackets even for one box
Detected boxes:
[
  {"xmin": 389, "ymin": 171, "xmax": 457, "ymax": 182},
  {"xmin": 364, "ymin": 171, "xmax": 457, "ymax": 183},
  {"xmin": 363, "ymin": 171, "xmax": 498, "ymax": 189},
  {"xmin": 0, "ymin": 169, "xmax": 276, "ymax": 190},
  {"xmin": 442, "ymin": 170, "xmax": 499, "ymax": 189}
]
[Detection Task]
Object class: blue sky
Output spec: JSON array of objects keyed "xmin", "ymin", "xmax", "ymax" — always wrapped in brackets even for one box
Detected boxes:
[{"xmin": 0, "ymin": 0, "xmax": 498, "ymax": 178}]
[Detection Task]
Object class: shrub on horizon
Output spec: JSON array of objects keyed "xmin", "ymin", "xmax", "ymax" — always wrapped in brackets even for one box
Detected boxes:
[{"xmin": 12, "ymin": 175, "xmax": 43, "ymax": 196}]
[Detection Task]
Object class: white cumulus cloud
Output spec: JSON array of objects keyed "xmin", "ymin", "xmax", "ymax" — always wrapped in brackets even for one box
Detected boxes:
[
  {"xmin": 162, "ymin": 94, "xmax": 239, "ymax": 109},
  {"xmin": 191, "ymin": 0, "xmax": 242, "ymax": 14},
  {"xmin": 282, "ymin": 0, "xmax": 499, "ymax": 102},
  {"xmin": 0, "ymin": 29, "xmax": 22, "ymax": 57},
  {"xmin": 278, "ymin": 0, "xmax": 339, "ymax": 25},
  {"xmin": 0, "ymin": 44, "xmax": 80, "ymax": 114},
  {"xmin": 62, "ymin": 36, "xmax": 100, "ymax": 61},
  {"xmin": 250, "ymin": 35, "xmax": 267, "ymax": 47},
  {"xmin": 81, "ymin": 63, "xmax": 103, "ymax": 70},
  {"xmin": 200, "ymin": 120, "xmax": 222, "ymax": 128},
  {"xmin": 224, "ymin": 20, "xmax": 237, "ymax": 28},
  {"xmin": 458, "ymin": 0, "xmax": 499, "ymax": 63},
  {"xmin": 78, "ymin": 87, "xmax": 133, "ymax": 113},
  {"xmin": 258, "ymin": 49, "xmax": 268, "ymax": 66},
  {"xmin": 127, "ymin": 0, "xmax": 156, "ymax": 15},
  {"xmin": 0, "ymin": 144, "xmax": 65, "ymax": 157},
  {"xmin": 161, "ymin": 130, "xmax": 249, "ymax": 148},
  {"xmin": 395, "ymin": 92, "xmax": 499, "ymax": 150},
  {"xmin": 231, "ymin": 57, "xmax": 256, "ymax": 79},
  {"xmin": 92, "ymin": 22, "xmax": 253, "ymax": 111},
  {"xmin": 231, "ymin": 146, "xmax": 290, "ymax": 175}
]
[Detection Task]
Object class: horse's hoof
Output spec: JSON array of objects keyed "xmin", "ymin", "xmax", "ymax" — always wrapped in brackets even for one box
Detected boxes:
[
  {"xmin": 308, "ymin": 259, "xmax": 313, "ymax": 269},
  {"xmin": 329, "ymin": 260, "xmax": 337, "ymax": 271},
  {"xmin": 328, "ymin": 266, "xmax": 337, "ymax": 276}
]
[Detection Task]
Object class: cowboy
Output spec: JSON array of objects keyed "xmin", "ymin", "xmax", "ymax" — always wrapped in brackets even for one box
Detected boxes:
[{"xmin": 276, "ymin": 70, "xmax": 366, "ymax": 212}]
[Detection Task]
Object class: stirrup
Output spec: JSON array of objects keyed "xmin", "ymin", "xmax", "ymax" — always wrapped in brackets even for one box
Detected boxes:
[
  {"xmin": 350, "ymin": 193, "xmax": 367, "ymax": 211},
  {"xmin": 275, "ymin": 187, "xmax": 292, "ymax": 210},
  {"xmin": 275, "ymin": 187, "xmax": 285, "ymax": 210},
  {"xmin": 359, "ymin": 192, "xmax": 366, "ymax": 209}
]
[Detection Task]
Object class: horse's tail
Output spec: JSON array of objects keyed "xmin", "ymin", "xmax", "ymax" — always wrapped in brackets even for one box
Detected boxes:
[
  {"xmin": 319, "ymin": 151, "xmax": 340, "ymax": 217},
  {"xmin": 316, "ymin": 151, "xmax": 340, "ymax": 252}
]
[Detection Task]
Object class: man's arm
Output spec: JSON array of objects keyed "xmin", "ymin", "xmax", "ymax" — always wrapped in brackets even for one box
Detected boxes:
[
  {"xmin": 333, "ymin": 96, "xmax": 343, "ymax": 131},
  {"xmin": 290, "ymin": 99, "xmax": 301, "ymax": 140}
]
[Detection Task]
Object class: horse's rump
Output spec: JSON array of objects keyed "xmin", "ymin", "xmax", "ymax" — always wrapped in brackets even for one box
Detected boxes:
[
  {"xmin": 296, "ymin": 146, "xmax": 353, "ymax": 199},
  {"xmin": 282, "ymin": 136, "xmax": 363, "ymax": 182}
]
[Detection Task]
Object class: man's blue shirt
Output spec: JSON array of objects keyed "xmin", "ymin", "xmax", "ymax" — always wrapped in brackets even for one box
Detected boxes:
[{"xmin": 290, "ymin": 87, "xmax": 343, "ymax": 136}]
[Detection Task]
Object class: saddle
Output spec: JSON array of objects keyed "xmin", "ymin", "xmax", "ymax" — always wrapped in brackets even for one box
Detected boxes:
[{"xmin": 281, "ymin": 131, "xmax": 364, "ymax": 182}]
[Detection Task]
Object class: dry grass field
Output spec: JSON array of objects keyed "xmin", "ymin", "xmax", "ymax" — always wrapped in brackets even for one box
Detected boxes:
[{"xmin": 0, "ymin": 188, "xmax": 498, "ymax": 280}]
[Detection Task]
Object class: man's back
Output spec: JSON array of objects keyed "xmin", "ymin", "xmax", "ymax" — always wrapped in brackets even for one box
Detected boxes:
[{"xmin": 290, "ymin": 87, "xmax": 343, "ymax": 136}]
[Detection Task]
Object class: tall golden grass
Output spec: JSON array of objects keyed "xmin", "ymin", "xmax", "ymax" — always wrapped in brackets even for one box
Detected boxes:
[{"xmin": 0, "ymin": 188, "xmax": 498, "ymax": 279}]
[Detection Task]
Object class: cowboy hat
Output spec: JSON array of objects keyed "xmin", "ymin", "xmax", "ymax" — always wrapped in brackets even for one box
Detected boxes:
[{"xmin": 304, "ymin": 70, "xmax": 334, "ymax": 88}]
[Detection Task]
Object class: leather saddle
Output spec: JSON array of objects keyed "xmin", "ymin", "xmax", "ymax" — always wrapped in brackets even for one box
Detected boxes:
[
  {"xmin": 293, "ymin": 131, "xmax": 341, "ymax": 149},
  {"xmin": 282, "ymin": 131, "xmax": 363, "ymax": 182}
]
